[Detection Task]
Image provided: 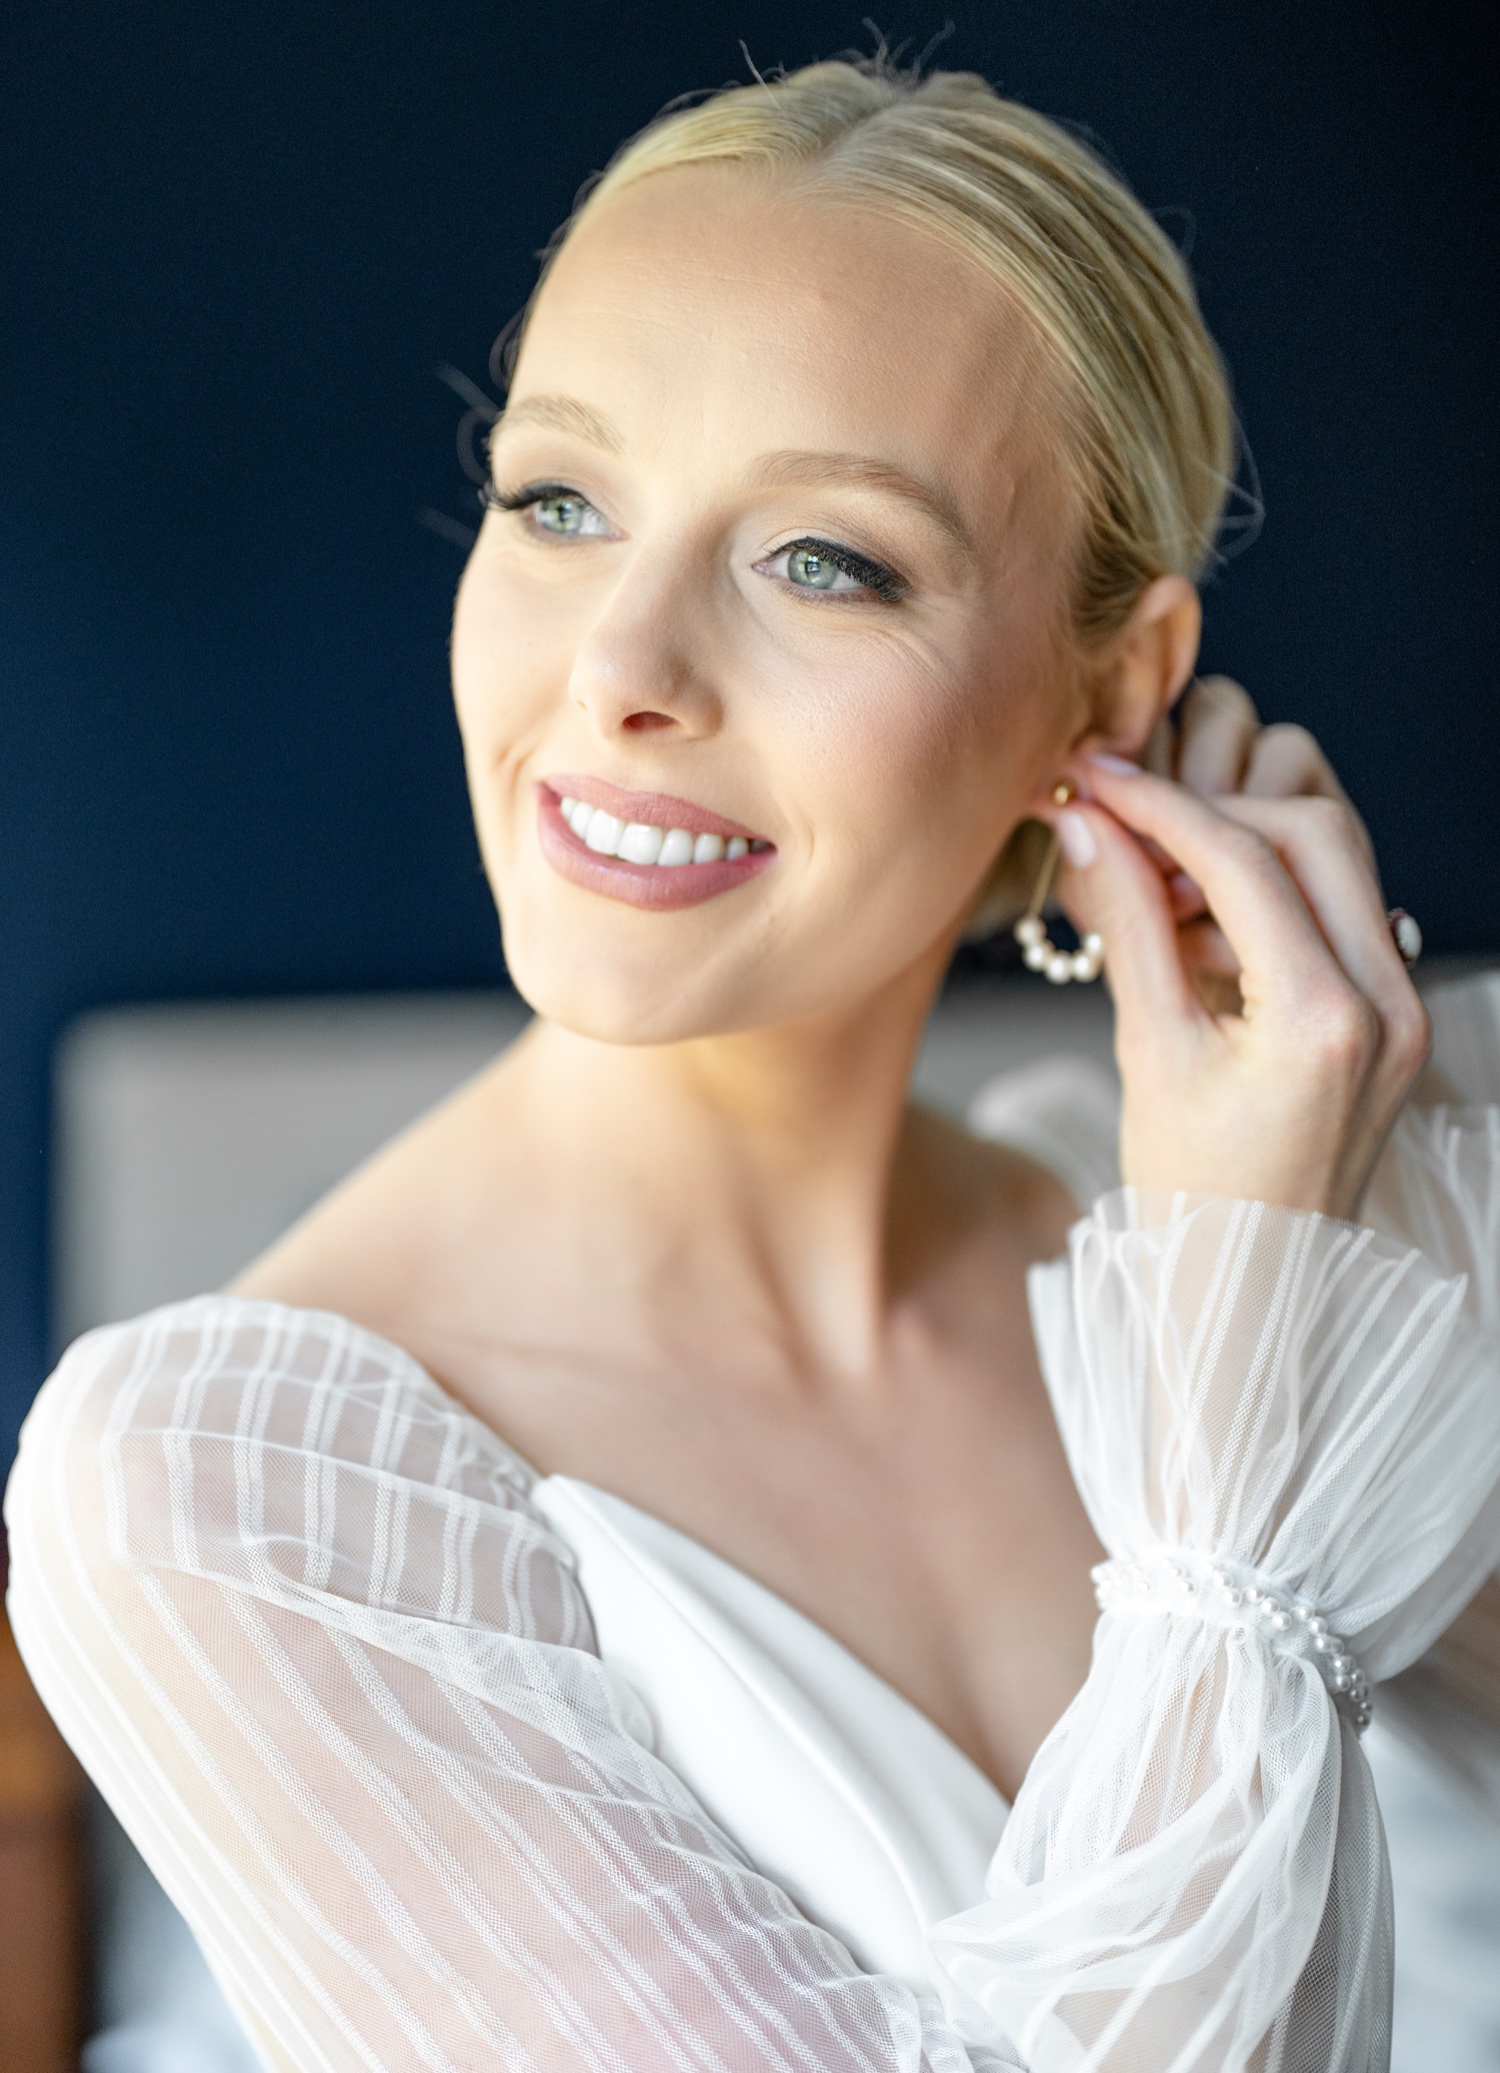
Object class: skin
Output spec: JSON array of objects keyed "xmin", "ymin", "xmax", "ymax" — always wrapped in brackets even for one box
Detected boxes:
[{"xmin": 235, "ymin": 167, "xmax": 1430, "ymax": 1800}]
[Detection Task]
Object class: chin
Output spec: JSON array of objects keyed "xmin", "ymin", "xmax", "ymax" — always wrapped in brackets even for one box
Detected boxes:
[
  {"xmin": 498, "ymin": 908, "xmax": 771, "ymax": 1048},
  {"xmin": 491, "ymin": 838, "xmax": 970, "ymax": 1047}
]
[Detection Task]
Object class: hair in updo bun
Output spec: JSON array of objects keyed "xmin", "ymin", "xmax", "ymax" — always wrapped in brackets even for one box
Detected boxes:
[{"xmin": 510, "ymin": 58, "xmax": 1244, "ymax": 925}]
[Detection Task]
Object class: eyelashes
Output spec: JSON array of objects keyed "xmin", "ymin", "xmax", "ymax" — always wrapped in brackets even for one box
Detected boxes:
[
  {"xmin": 480, "ymin": 480, "xmax": 576, "ymax": 514},
  {"xmin": 764, "ymin": 536, "xmax": 908, "ymax": 603},
  {"xmin": 479, "ymin": 480, "xmax": 615, "ymax": 538},
  {"xmin": 481, "ymin": 480, "xmax": 909, "ymax": 604}
]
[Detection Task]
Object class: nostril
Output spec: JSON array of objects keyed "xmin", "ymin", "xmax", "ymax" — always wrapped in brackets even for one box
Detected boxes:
[{"xmin": 621, "ymin": 710, "xmax": 677, "ymax": 733}]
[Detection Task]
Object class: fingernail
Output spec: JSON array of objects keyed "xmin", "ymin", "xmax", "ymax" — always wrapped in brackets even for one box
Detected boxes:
[
  {"xmin": 1055, "ymin": 808, "xmax": 1097, "ymax": 868},
  {"xmin": 1088, "ymin": 751, "xmax": 1140, "ymax": 777}
]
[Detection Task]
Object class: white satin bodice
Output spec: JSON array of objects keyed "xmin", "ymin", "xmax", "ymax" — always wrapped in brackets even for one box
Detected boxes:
[{"xmin": 535, "ymin": 1476, "xmax": 1009, "ymax": 1985}]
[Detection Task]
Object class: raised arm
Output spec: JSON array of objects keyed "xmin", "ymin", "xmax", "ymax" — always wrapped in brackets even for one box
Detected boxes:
[
  {"xmin": 1128, "ymin": 688, "xmax": 1500, "ymax": 1820},
  {"xmin": 931, "ymin": 1188, "xmax": 1500, "ymax": 2068},
  {"xmin": 932, "ymin": 757, "xmax": 1500, "ymax": 2067}
]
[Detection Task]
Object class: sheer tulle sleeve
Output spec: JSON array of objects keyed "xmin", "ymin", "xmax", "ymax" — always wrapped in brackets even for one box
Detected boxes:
[
  {"xmin": 4, "ymin": 1300, "xmax": 1015, "ymax": 2073},
  {"xmin": 1360, "ymin": 970, "xmax": 1500, "ymax": 1809},
  {"xmin": 926, "ymin": 1189, "xmax": 1500, "ymax": 2072}
]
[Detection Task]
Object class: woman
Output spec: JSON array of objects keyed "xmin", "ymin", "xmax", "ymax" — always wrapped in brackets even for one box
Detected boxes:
[{"xmin": 8, "ymin": 58, "xmax": 1499, "ymax": 2073}]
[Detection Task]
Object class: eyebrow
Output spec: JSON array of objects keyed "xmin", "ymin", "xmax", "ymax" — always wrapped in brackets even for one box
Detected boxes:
[
  {"xmin": 492, "ymin": 393, "xmax": 627, "ymax": 454},
  {"xmin": 748, "ymin": 451, "xmax": 975, "ymax": 565},
  {"xmin": 491, "ymin": 400, "xmax": 974, "ymax": 564}
]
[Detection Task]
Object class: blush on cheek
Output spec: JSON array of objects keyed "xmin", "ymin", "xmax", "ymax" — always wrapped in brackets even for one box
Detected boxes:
[
  {"xmin": 452, "ymin": 579, "xmax": 576, "ymax": 798},
  {"xmin": 796, "ymin": 642, "xmax": 1047, "ymax": 892}
]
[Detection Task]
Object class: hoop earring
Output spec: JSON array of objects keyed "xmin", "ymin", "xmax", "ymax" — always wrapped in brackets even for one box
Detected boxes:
[{"xmin": 1013, "ymin": 784, "xmax": 1104, "ymax": 985}]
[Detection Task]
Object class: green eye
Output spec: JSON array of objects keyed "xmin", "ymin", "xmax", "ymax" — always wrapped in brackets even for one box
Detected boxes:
[
  {"xmin": 761, "ymin": 536, "xmax": 907, "ymax": 602},
  {"xmin": 787, "ymin": 545, "xmax": 843, "ymax": 590},
  {"xmin": 481, "ymin": 479, "xmax": 618, "ymax": 541},
  {"xmin": 536, "ymin": 494, "xmax": 588, "ymax": 534}
]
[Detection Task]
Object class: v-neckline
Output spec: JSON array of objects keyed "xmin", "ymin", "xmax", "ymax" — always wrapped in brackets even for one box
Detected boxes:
[
  {"xmin": 536, "ymin": 1468, "xmax": 1006, "ymax": 1805},
  {"xmin": 204, "ymin": 1291, "xmax": 1015, "ymax": 1798}
]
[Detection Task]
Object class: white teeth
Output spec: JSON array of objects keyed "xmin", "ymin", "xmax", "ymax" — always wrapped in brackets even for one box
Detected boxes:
[
  {"xmin": 561, "ymin": 796, "xmax": 766, "ymax": 868},
  {"xmin": 584, "ymin": 810, "xmax": 625, "ymax": 856},
  {"xmin": 618, "ymin": 821, "xmax": 664, "ymax": 865}
]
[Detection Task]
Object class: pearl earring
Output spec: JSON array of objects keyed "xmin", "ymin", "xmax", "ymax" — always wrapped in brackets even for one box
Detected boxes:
[{"xmin": 1013, "ymin": 783, "xmax": 1104, "ymax": 985}]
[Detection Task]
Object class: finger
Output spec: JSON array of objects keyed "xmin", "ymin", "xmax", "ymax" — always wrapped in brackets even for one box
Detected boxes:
[
  {"xmin": 1211, "ymin": 794, "xmax": 1420, "ymax": 1028},
  {"xmin": 1141, "ymin": 713, "xmax": 1176, "ymax": 778},
  {"xmin": 1059, "ymin": 872, "xmax": 1236, "ymax": 966},
  {"xmin": 1240, "ymin": 724, "xmax": 1376, "ymax": 873},
  {"xmin": 1058, "ymin": 870, "xmax": 1241, "ymax": 987},
  {"xmin": 1047, "ymin": 802, "xmax": 1204, "ymax": 1032},
  {"xmin": 1166, "ymin": 869, "xmax": 1209, "ymax": 922},
  {"xmin": 1179, "ymin": 922, "xmax": 1246, "ymax": 1019},
  {"xmin": 1212, "ymin": 793, "xmax": 1431, "ymax": 1098},
  {"xmin": 1080, "ymin": 757, "xmax": 1348, "ymax": 1009},
  {"xmin": 1242, "ymin": 722, "xmax": 1349, "ymax": 803},
  {"xmin": 1176, "ymin": 914, "xmax": 1240, "ymax": 980},
  {"xmin": 1175, "ymin": 676, "xmax": 1260, "ymax": 796}
]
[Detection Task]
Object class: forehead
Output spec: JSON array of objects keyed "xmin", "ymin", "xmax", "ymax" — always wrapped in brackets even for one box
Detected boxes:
[{"xmin": 511, "ymin": 165, "xmax": 1071, "ymax": 532}]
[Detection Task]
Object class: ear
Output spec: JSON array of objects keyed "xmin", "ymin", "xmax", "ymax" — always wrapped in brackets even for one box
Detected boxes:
[{"xmin": 1076, "ymin": 575, "xmax": 1201, "ymax": 757}]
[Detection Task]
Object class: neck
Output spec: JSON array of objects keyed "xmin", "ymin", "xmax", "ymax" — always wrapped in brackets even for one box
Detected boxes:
[{"xmin": 501, "ymin": 939, "xmax": 955, "ymax": 1382}]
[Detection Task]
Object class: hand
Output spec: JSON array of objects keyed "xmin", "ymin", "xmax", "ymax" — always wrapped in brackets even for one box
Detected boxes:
[
  {"xmin": 1141, "ymin": 676, "xmax": 1365, "ymax": 1014},
  {"xmin": 1048, "ymin": 741, "xmax": 1429, "ymax": 1220},
  {"xmin": 1144, "ymin": 674, "xmax": 1351, "ymax": 804}
]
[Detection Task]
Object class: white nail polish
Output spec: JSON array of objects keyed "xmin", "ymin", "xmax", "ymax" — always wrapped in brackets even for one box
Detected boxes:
[{"xmin": 1055, "ymin": 808, "xmax": 1097, "ymax": 868}]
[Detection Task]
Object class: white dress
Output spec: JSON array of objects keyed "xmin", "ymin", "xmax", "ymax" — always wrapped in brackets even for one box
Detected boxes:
[{"xmin": 7, "ymin": 975, "xmax": 1500, "ymax": 2073}]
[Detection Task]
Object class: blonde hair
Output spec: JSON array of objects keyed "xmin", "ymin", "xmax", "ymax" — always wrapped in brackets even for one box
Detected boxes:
[
  {"xmin": 525, "ymin": 58, "xmax": 1236, "ymax": 641},
  {"xmin": 508, "ymin": 58, "xmax": 1241, "ymax": 923}
]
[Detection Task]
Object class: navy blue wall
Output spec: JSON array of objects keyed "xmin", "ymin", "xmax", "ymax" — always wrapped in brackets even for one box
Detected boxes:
[{"xmin": 2, "ymin": 0, "xmax": 1497, "ymax": 1470}]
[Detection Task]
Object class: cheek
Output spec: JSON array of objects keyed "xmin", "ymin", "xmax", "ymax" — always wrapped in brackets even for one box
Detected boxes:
[
  {"xmin": 450, "ymin": 548, "xmax": 567, "ymax": 765},
  {"xmin": 776, "ymin": 619, "xmax": 1063, "ymax": 901}
]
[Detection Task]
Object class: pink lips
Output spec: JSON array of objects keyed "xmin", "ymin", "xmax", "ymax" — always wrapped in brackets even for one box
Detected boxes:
[{"xmin": 535, "ymin": 780, "xmax": 777, "ymax": 911}]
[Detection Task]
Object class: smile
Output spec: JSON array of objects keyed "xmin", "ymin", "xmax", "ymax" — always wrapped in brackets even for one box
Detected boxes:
[{"xmin": 536, "ymin": 779, "xmax": 776, "ymax": 910}]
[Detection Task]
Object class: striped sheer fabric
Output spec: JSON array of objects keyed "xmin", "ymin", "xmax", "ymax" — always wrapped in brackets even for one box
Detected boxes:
[
  {"xmin": 6, "ymin": 978, "xmax": 1499, "ymax": 2073},
  {"xmin": 9, "ymin": 1302, "xmax": 1016, "ymax": 2073},
  {"xmin": 955, "ymin": 1191, "xmax": 1500, "ymax": 2071}
]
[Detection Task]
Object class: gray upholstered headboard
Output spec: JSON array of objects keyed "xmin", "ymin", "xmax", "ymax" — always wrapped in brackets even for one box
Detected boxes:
[{"xmin": 51, "ymin": 978, "xmax": 1117, "ymax": 1343}]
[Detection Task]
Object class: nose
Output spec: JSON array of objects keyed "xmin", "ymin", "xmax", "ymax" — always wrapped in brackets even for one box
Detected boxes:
[{"xmin": 566, "ymin": 543, "xmax": 724, "ymax": 742}]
